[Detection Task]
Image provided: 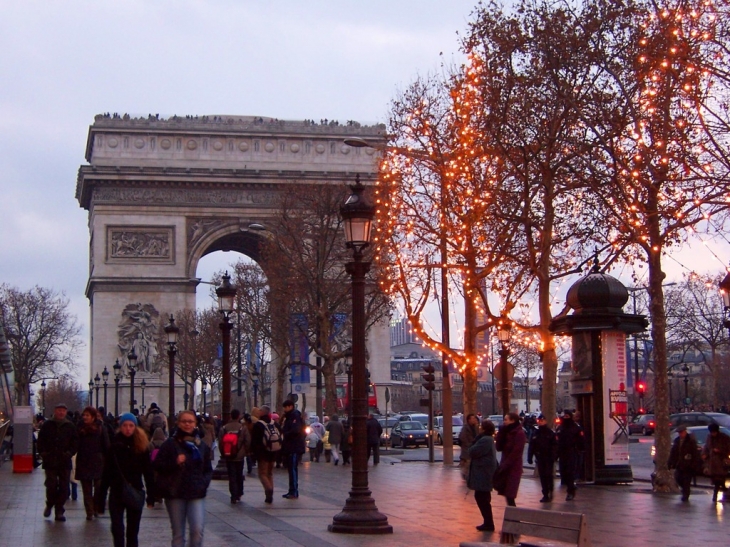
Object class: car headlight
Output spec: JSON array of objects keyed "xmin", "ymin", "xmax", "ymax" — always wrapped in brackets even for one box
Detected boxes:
[{"xmin": 650, "ymin": 445, "xmax": 656, "ymax": 458}]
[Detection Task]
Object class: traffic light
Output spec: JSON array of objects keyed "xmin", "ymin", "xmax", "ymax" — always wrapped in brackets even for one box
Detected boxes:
[
  {"xmin": 422, "ymin": 364, "xmax": 436, "ymax": 391},
  {"xmin": 636, "ymin": 381, "xmax": 646, "ymax": 396}
]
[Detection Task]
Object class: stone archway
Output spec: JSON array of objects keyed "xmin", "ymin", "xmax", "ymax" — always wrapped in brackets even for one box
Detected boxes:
[{"xmin": 75, "ymin": 114, "xmax": 386, "ymax": 414}]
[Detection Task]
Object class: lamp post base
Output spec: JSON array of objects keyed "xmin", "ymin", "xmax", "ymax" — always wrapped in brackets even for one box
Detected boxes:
[
  {"xmin": 328, "ymin": 488, "xmax": 392, "ymax": 534},
  {"xmin": 211, "ymin": 458, "xmax": 228, "ymax": 480}
]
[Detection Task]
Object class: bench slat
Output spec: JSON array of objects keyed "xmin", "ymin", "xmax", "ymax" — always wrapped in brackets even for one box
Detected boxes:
[{"xmin": 503, "ymin": 522, "xmax": 580, "ymax": 544}]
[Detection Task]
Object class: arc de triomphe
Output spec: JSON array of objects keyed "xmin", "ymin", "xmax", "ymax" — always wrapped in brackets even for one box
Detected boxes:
[{"xmin": 75, "ymin": 114, "xmax": 388, "ymax": 414}]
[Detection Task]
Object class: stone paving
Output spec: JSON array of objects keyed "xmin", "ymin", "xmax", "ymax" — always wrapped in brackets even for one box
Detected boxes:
[{"xmin": 0, "ymin": 453, "xmax": 727, "ymax": 547}]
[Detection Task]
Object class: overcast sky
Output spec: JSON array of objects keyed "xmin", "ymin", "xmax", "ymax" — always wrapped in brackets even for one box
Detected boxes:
[{"xmin": 1, "ymin": 1, "xmax": 727, "ymax": 385}]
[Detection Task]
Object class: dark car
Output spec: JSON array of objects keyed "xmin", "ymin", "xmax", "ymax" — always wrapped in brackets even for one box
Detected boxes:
[
  {"xmin": 390, "ymin": 421, "xmax": 429, "ymax": 448},
  {"xmin": 628, "ymin": 414, "xmax": 656, "ymax": 436},
  {"xmin": 378, "ymin": 418, "xmax": 400, "ymax": 447},
  {"xmin": 669, "ymin": 412, "xmax": 730, "ymax": 430}
]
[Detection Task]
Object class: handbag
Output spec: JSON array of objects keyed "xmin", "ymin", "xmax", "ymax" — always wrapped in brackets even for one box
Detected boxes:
[
  {"xmin": 493, "ymin": 466, "xmax": 508, "ymax": 495},
  {"xmin": 112, "ymin": 451, "xmax": 145, "ymax": 511}
]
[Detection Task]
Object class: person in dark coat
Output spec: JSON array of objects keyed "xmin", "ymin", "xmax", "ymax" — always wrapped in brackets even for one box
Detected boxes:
[
  {"xmin": 75, "ymin": 406, "xmax": 110, "ymax": 519},
  {"xmin": 100, "ymin": 413, "xmax": 154, "ymax": 547},
  {"xmin": 702, "ymin": 423, "xmax": 730, "ymax": 503},
  {"xmin": 280, "ymin": 400, "xmax": 305, "ymax": 498},
  {"xmin": 494, "ymin": 412, "xmax": 526, "ymax": 507},
  {"xmin": 668, "ymin": 425, "xmax": 701, "ymax": 502},
  {"xmin": 527, "ymin": 414, "xmax": 557, "ymax": 502},
  {"xmin": 325, "ymin": 414, "xmax": 344, "ymax": 465},
  {"xmin": 556, "ymin": 410, "xmax": 585, "ymax": 501},
  {"xmin": 365, "ymin": 414, "xmax": 382, "ymax": 464},
  {"xmin": 468, "ymin": 420, "xmax": 498, "ymax": 532},
  {"xmin": 217, "ymin": 408, "xmax": 251, "ymax": 504},
  {"xmin": 153, "ymin": 410, "xmax": 213, "ymax": 547},
  {"xmin": 37, "ymin": 402, "xmax": 78, "ymax": 521},
  {"xmin": 459, "ymin": 413, "xmax": 479, "ymax": 480},
  {"xmin": 251, "ymin": 405, "xmax": 278, "ymax": 503},
  {"xmin": 341, "ymin": 419, "xmax": 352, "ymax": 465}
]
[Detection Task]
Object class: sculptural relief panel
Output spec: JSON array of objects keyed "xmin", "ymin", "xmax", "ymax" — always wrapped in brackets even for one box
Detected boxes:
[
  {"xmin": 117, "ymin": 303, "xmax": 161, "ymax": 376},
  {"xmin": 107, "ymin": 226, "xmax": 174, "ymax": 264}
]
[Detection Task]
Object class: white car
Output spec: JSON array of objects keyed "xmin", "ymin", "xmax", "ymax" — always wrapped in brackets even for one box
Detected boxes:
[{"xmin": 434, "ymin": 415, "xmax": 463, "ymax": 445}]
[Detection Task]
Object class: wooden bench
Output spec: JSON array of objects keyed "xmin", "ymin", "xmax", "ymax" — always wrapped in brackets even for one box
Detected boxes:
[{"xmin": 460, "ymin": 507, "xmax": 591, "ymax": 547}]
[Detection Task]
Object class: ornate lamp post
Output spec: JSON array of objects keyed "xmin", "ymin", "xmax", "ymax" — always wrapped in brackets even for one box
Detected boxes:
[
  {"xmin": 164, "ymin": 314, "xmax": 180, "ymax": 420},
  {"xmin": 252, "ymin": 367, "xmax": 259, "ymax": 407},
  {"xmin": 140, "ymin": 379, "xmax": 147, "ymax": 414},
  {"xmin": 667, "ymin": 371, "xmax": 674, "ymax": 410},
  {"xmin": 329, "ymin": 176, "xmax": 392, "ymax": 534},
  {"xmin": 94, "ymin": 373, "xmax": 101, "ymax": 409},
  {"xmin": 102, "ymin": 367, "xmax": 109, "ymax": 414},
  {"xmin": 345, "ymin": 349, "xmax": 353, "ymax": 419},
  {"xmin": 201, "ymin": 381, "xmax": 207, "ymax": 413},
  {"xmin": 113, "ymin": 359, "xmax": 122, "ymax": 417},
  {"xmin": 128, "ymin": 349, "xmax": 138, "ymax": 413},
  {"xmin": 681, "ymin": 363, "xmax": 690, "ymax": 407},
  {"xmin": 88, "ymin": 379, "xmax": 94, "ymax": 407},
  {"xmin": 497, "ymin": 316, "xmax": 512, "ymax": 416},
  {"xmin": 537, "ymin": 376, "xmax": 543, "ymax": 412},
  {"xmin": 40, "ymin": 379, "xmax": 46, "ymax": 417},
  {"xmin": 216, "ymin": 272, "xmax": 237, "ymax": 424}
]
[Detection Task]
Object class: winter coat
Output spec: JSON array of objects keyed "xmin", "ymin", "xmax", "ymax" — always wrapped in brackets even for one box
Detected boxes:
[
  {"xmin": 527, "ymin": 424, "xmax": 557, "ymax": 465},
  {"xmin": 101, "ymin": 432, "xmax": 155, "ymax": 505},
  {"xmin": 251, "ymin": 415, "xmax": 279, "ymax": 462},
  {"xmin": 702, "ymin": 431, "xmax": 730, "ymax": 480},
  {"xmin": 468, "ymin": 433, "xmax": 498, "ymax": 492},
  {"xmin": 668, "ymin": 433, "xmax": 701, "ymax": 473},
  {"xmin": 325, "ymin": 417, "xmax": 344, "ymax": 445},
  {"xmin": 341, "ymin": 423, "xmax": 352, "ymax": 452},
  {"xmin": 281, "ymin": 408, "xmax": 306, "ymax": 455},
  {"xmin": 75, "ymin": 420, "xmax": 109, "ymax": 481},
  {"xmin": 37, "ymin": 417, "xmax": 78, "ymax": 470},
  {"xmin": 366, "ymin": 417, "xmax": 382, "ymax": 445},
  {"xmin": 495, "ymin": 420, "xmax": 526, "ymax": 499},
  {"xmin": 556, "ymin": 419, "xmax": 585, "ymax": 460},
  {"xmin": 153, "ymin": 431, "xmax": 213, "ymax": 500},
  {"xmin": 201, "ymin": 422, "xmax": 216, "ymax": 449},
  {"xmin": 218, "ymin": 420, "xmax": 251, "ymax": 462},
  {"xmin": 459, "ymin": 423, "xmax": 479, "ymax": 462}
]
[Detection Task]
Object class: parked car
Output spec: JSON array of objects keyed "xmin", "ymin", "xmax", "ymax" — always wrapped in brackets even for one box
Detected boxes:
[
  {"xmin": 434, "ymin": 415, "xmax": 463, "ymax": 445},
  {"xmin": 487, "ymin": 415, "xmax": 504, "ymax": 432},
  {"xmin": 378, "ymin": 417, "xmax": 400, "ymax": 447},
  {"xmin": 398, "ymin": 413, "xmax": 430, "ymax": 427},
  {"xmin": 628, "ymin": 414, "xmax": 656, "ymax": 436},
  {"xmin": 669, "ymin": 412, "xmax": 730, "ymax": 430},
  {"xmin": 390, "ymin": 421, "xmax": 429, "ymax": 448}
]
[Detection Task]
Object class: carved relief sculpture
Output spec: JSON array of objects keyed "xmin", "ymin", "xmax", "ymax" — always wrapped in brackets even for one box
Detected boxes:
[
  {"xmin": 106, "ymin": 226, "xmax": 174, "ymax": 264},
  {"xmin": 117, "ymin": 303, "xmax": 160, "ymax": 374}
]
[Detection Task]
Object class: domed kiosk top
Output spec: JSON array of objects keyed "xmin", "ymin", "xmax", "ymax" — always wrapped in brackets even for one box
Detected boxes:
[{"xmin": 565, "ymin": 258, "xmax": 629, "ymax": 314}]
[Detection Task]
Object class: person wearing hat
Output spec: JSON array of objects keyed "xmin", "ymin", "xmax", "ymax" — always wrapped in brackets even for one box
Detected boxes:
[
  {"xmin": 701, "ymin": 423, "xmax": 730, "ymax": 503},
  {"xmin": 100, "ymin": 412, "xmax": 154, "ymax": 547},
  {"xmin": 37, "ymin": 402, "xmax": 78, "ymax": 521},
  {"xmin": 280, "ymin": 400, "xmax": 305, "ymax": 499},
  {"xmin": 527, "ymin": 414, "xmax": 558, "ymax": 502},
  {"xmin": 668, "ymin": 424, "xmax": 700, "ymax": 502},
  {"xmin": 556, "ymin": 410, "xmax": 584, "ymax": 501}
]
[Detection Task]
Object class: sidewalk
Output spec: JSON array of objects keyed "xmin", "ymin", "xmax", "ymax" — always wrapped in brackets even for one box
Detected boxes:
[{"xmin": 1, "ymin": 453, "xmax": 726, "ymax": 547}]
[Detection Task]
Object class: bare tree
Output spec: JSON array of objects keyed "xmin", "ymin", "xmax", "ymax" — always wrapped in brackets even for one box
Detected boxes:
[
  {"xmin": 0, "ymin": 285, "xmax": 83, "ymax": 405},
  {"xmin": 42, "ymin": 376, "xmax": 85, "ymax": 415}
]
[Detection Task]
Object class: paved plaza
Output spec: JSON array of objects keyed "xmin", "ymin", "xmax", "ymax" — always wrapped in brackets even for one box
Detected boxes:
[{"xmin": 0, "ymin": 451, "xmax": 727, "ymax": 547}]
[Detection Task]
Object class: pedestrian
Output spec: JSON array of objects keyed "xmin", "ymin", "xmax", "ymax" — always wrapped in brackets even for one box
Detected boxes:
[
  {"xmin": 251, "ymin": 405, "xmax": 280, "ymax": 503},
  {"xmin": 366, "ymin": 414, "xmax": 382, "ymax": 464},
  {"xmin": 308, "ymin": 415, "xmax": 325, "ymax": 461},
  {"xmin": 527, "ymin": 414, "xmax": 557, "ymax": 502},
  {"xmin": 325, "ymin": 414, "xmax": 344, "ymax": 465},
  {"xmin": 75, "ymin": 406, "xmax": 110, "ymax": 520},
  {"xmin": 101, "ymin": 413, "xmax": 154, "ymax": 547},
  {"xmin": 701, "ymin": 423, "xmax": 730, "ymax": 503},
  {"xmin": 200, "ymin": 414, "xmax": 216, "ymax": 452},
  {"xmin": 153, "ymin": 410, "xmax": 213, "ymax": 547},
  {"xmin": 37, "ymin": 402, "xmax": 78, "ymax": 521},
  {"xmin": 494, "ymin": 412, "xmax": 526, "ymax": 507},
  {"xmin": 305, "ymin": 425, "xmax": 321, "ymax": 462},
  {"xmin": 459, "ymin": 413, "xmax": 479, "ymax": 480},
  {"xmin": 468, "ymin": 420, "xmax": 498, "ymax": 532},
  {"xmin": 341, "ymin": 419, "xmax": 352, "ymax": 465},
  {"xmin": 242, "ymin": 412, "xmax": 256, "ymax": 474},
  {"xmin": 145, "ymin": 403, "xmax": 168, "ymax": 436},
  {"xmin": 556, "ymin": 410, "xmax": 585, "ymax": 501},
  {"xmin": 218, "ymin": 409, "xmax": 251, "ymax": 504},
  {"xmin": 668, "ymin": 424, "xmax": 701, "ymax": 502},
  {"xmin": 280, "ymin": 400, "xmax": 305, "ymax": 498}
]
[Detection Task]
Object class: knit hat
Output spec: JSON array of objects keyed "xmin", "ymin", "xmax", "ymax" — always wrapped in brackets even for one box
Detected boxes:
[{"xmin": 119, "ymin": 412, "xmax": 137, "ymax": 426}]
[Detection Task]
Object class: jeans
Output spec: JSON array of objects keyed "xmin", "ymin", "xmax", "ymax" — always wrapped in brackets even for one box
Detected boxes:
[
  {"xmin": 165, "ymin": 498, "xmax": 205, "ymax": 547},
  {"xmin": 257, "ymin": 458, "xmax": 274, "ymax": 495},
  {"xmin": 109, "ymin": 490, "xmax": 143, "ymax": 547},
  {"xmin": 285, "ymin": 452, "xmax": 300, "ymax": 495},
  {"xmin": 44, "ymin": 466, "xmax": 70, "ymax": 514},
  {"xmin": 330, "ymin": 444, "xmax": 340, "ymax": 463},
  {"xmin": 81, "ymin": 478, "xmax": 102, "ymax": 516},
  {"xmin": 368, "ymin": 443, "xmax": 380, "ymax": 464},
  {"xmin": 225, "ymin": 460, "xmax": 244, "ymax": 500}
]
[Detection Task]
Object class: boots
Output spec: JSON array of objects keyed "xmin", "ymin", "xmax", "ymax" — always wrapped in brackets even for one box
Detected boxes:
[{"xmin": 265, "ymin": 490, "xmax": 273, "ymax": 504}]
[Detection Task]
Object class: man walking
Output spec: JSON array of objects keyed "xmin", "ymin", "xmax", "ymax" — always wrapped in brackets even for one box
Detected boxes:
[
  {"xmin": 527, "ymin": 414, "xmax": 557, "ymax": 502},
  {"xmin": 325, "ymin": 414, "xmax": 344, "ymax": 465},
  {"xmin": 366, "ymin": 414, "xmax": 383, "ymax": 464},
  {"xmin": 218, "ymin": 409, "xmax": 251, "ymax": 504},
  {"xmin": 251, "ymin": 406, "xmax": 279, "ymax": 504},
  {"xmin": 556, "ymin": 410, "xmax": 584, "ymax": 501},
  {"xmin": 280, "ymin": 400, "xmax": 305, "ymax": 499},
  {"xmin": 37, "ymin": 403, "xmax": 78, "ymax": 521},
  {"xmin": 669, "ymin": 425, "xmax": 700, "ymax": 502}
]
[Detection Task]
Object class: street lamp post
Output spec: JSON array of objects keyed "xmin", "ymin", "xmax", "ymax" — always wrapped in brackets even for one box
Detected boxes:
[
  {"xmin": 40, "ymin": 380, "xmax": 46, "ymax": 417},
  {"xmin": 497, "ymin": 317, "xmax": 512, "ymax": 416},
  {"xmin": 329, "ymin": 176, "xmax": 392, "ymax": 535},
  {"xmin": 94, "ymin": 373, "xmax": 101, "ymax": 409},
  {"xmin": 667, "ymin": 371, "xmax": 674, "ymax": 410},
  {"xmin": 216, "ymin": 272, "xmax": 237, "ymax": 424},
  {"xmin": 252, "ymin": 368, "xmax": 259, "ymax": 407},
  {"xmin": 140, "ymin": 379, "xmax": 147, "ymax": 414},
  {"xmin": 537, "ymin": 376, "xmax": 543, "ymax": 412},
  {"xmin": 113, "ymin": 359, "xmax": 122, "ymax": 417},
  {"xmin": 345, "ymin": 349, "xmax": 353, "ymax": 418},
  {"xmin": 102, "ymin": 367, "xmax": 109, "ymax": 414},
  {"xmin": 681, "ymin": 363, "xmax": 690, "ymax": 408},
  {"xmin": 719, "ymin": 271, "xmax": 730, "ymax": 336},
  {"xmin": 88, "ymin": 379, "xmax": 93, "ymax": 407},
  {"xmin": 201, "ymin": 381, "xmax": 207, "ymax": 413},
  {"xmin": 164, "ymin": 314, "xmax": 180, "ymax": 421},
  {"xmin": 128, "ymin": 349, "xmax": 138, "ymax": 413}
]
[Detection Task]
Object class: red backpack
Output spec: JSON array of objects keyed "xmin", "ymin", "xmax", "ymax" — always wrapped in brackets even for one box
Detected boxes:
[{"xmin": 221, "ymin": 429, "xmax": 241, "ymax": 457}]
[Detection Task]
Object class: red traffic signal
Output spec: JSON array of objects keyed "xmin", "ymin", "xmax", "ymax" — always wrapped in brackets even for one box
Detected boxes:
[
  {"xmin": 422, "ymin": 364, "xmax": 436, "ymax": 391},
  {"xmin": 637, "ymin": 381, "xmax": 646, "ymax": 395}
]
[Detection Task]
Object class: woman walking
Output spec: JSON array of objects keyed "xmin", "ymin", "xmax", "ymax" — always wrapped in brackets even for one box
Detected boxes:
[
  {"xmin": 702, "ymin": 423, "xmax": 730, "ymax": 503},
  {"xmin": 468, "ymin": 420, "xmax": 498, "ymax": 532},
  {"xmin": 153, "ymin": 410, "xmax": 213, "ymax": 547},
  {"xmin": 75, "ymin": 407, "xmax": 109, "ymax": 520},
  {"xmin": 100, "ymin": 413, "xmax": 154, "ymax": 547},
  {"xmin": 494, "ymin": 412, "xmax": 526, "ymax": 507}
]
